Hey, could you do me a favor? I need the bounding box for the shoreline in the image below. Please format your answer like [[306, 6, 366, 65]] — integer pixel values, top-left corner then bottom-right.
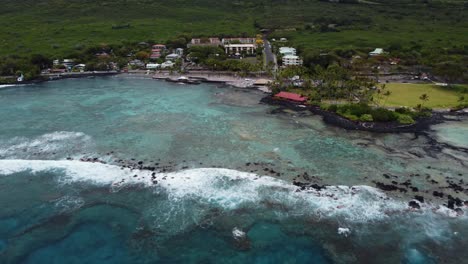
[[260, 95, 468, 134], [1, 70, 273, 91], [4, 72, 467, 134]]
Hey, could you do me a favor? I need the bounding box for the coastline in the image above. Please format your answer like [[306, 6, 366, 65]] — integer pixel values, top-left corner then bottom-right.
[[260, 95, 468, 134], [4, 71, 466, 135]]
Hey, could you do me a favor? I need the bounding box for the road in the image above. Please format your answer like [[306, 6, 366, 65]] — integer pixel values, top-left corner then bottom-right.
[[263, 37, 277, 73]]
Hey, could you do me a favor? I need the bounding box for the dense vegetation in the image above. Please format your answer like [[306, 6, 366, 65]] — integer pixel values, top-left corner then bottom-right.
[[0, 0, 467, 83]]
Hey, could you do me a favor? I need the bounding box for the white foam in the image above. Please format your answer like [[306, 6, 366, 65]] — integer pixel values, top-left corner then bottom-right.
[[0, 131, 92, 158], [232, 227, 246, 240], [338, 227, 351, 237], [0, 159, 413, 222]]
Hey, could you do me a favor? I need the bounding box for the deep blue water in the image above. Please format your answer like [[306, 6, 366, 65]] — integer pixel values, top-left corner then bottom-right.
[[0, 77, 467, 263]]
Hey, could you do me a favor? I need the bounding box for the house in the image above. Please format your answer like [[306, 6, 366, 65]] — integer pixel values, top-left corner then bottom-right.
[[74, 64, 86, 71], [152, 44, 166, 50], [221, 38, 256, 45], [274, 92, 308, 103], [279, 47, 296, 56], [129, 59, 145, 67], [62, 59, 75, 69], [175, 48, 184, 56], [146, 63, 160, 69], [165, 53, 181, 61], [160, 61, 175, 69], [187, 38, 221, 48], [282, 55, 303, 66], [369, 48, 384, 56], [224, 44, 257, 55]]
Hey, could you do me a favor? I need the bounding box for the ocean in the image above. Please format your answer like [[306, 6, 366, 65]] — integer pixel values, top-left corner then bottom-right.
[[0, 76, 466, 263]]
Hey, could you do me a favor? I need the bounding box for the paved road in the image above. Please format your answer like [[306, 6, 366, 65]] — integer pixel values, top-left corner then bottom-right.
[[263, 37, 277, 73]]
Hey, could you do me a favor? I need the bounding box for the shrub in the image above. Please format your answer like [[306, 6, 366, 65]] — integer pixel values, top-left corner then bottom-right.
[[371, 108, 398, 122], [395, 107, 412, 115], [327, 104, 338, 112], [342, 113, 359, 121], [338, 103, 372, 117], [397, 114, 415, 124], [360, 114, 374, 122]]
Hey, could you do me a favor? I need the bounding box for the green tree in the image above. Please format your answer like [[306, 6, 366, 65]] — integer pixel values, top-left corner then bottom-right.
[[419, 93, 429, 108]]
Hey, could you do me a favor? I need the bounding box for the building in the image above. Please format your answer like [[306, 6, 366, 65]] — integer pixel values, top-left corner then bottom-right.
[[279, 47, 296, 56], [369, 48, 384, 56], [224, 44, 257, 55], [146, 63, 160, 69], [175, 48, 184, 56], [187, 38, 221, 48], [160, 61, 175, 69], [274, 92, 308, 103], [165, 53, 181, 61], [129, 59, 145, 68], [282, 55, 303, 66], [221, 38, 256, 45], [152, 44, 166, 50]]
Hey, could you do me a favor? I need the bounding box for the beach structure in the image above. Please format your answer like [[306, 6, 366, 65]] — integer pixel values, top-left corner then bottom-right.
[[369, 48, 384, 56], [146, 63, 160, 69], [274, 92, 308, 103], [254, 79, 272, 86], [161, 61, 175, 69], [282, 55, 303, 66]]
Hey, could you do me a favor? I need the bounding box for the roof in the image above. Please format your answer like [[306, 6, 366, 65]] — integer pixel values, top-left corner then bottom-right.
[[370, 48, 383, 54], [283, 55, 299, 59], [274, 92, 308, 102]]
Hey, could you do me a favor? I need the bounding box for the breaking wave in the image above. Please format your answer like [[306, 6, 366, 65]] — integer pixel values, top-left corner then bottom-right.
[[0, 159, 446, 224], [0, 131, 92, 159]]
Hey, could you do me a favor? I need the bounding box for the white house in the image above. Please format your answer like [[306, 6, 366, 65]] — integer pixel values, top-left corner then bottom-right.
[[282, 55, 303, 66], [221, 38, 256, 44], [224, 44, 256, 55], [279, 47, 296, 56], [146, 63, 160, 69], [160, 61, 175, 69], [369, 48, 384, 56], [175, 48, 184, 56], [165, 53, 181, 61]]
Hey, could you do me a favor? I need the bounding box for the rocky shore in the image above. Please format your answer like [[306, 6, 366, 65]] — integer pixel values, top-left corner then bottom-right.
[[260, 95, 467, 134], [68, 155, 467, 218]]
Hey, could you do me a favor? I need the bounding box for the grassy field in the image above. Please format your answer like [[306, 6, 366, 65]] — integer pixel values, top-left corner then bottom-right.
[[0, 0, 467, 58], [376, 83, 467, 108]]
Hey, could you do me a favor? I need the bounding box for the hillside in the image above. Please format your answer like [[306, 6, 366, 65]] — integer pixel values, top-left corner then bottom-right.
[[0, 0, 467, 57]]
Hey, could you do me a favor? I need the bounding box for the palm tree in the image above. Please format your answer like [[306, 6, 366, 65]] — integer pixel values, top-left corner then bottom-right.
[[419, 93, 429, 109], [382, 90, 392, 107]]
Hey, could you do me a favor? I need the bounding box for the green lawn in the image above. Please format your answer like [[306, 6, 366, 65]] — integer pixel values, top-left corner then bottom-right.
[[376, 83, 466, 108]]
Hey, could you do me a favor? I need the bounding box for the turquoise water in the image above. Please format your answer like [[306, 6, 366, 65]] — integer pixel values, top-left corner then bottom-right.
[[0, 77, 467, 263]]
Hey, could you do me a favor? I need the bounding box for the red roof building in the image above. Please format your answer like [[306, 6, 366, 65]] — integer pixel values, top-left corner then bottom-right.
[[274, 92, 308, 103]]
